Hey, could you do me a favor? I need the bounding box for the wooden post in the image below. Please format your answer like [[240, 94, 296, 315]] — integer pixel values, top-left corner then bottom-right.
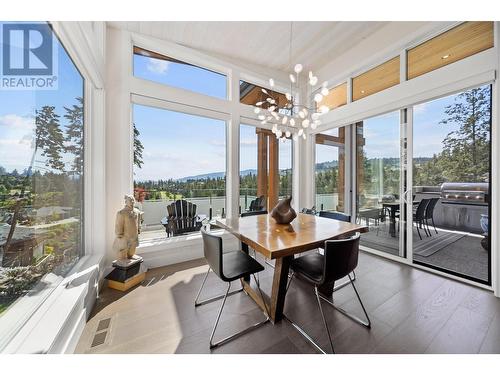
[[257, 131, 268, 203], [338, 127, 345, 212], [268, 136, 279, 211]]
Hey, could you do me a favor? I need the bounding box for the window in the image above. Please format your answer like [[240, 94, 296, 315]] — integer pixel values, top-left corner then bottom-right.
[[316, 83, 347, 111], [352, 56, 400, 101], [133, 46, 227, 99], [239, 125, 292, 213], [133, 104, 226, 240], [315, 127, 345, 212], [0, 22, 84, 346], [407, 22, 494, 80], [412, 85, 491, 283], [355, 111, 401, 256], [239, 80, 288, 109]]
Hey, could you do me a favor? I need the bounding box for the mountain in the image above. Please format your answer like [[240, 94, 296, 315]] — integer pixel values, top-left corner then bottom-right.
[[177, 169, 258, 182]]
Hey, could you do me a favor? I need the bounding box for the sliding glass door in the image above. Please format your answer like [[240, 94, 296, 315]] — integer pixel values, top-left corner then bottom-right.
[[355, 111, 404, 257], [411, 85, 491, 284]]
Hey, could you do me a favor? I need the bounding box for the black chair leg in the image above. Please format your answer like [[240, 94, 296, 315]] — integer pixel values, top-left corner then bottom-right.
[[431, 217, 438, 234], [416, 224, 422, 240]]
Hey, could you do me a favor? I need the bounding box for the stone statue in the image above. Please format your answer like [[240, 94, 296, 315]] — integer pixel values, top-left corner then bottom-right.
[[271, 196, 297, 224], [114, 194, 143, 259]]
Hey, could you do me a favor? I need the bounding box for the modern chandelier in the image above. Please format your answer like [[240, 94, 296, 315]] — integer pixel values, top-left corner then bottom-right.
[[253, 23, 330, 141]]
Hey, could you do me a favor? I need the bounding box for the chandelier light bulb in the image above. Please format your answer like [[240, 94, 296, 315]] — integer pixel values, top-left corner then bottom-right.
[[302, 133, 306, 140], [276, 130, 282, 138], [289, 74, 296, 83], [269, 105, 276, 112], [261, 88, 268, 94], [319, 105, 330, 114], [322, 81, 328, 88], [289, 118, 295, 126], [309, 76, 318, 86], [269, 78, 275, 87], [285, 92, 292, 101], [294, 64, 303, 74], [292, 134, 298, 141], [285, 130, 291, 138], [254, 107, 261, 114], [314, 93, 323, 103], [298, 111, 305, 119], [255, 101, 263, 106], [321, 87, 329, 96], [302, 119, 310, 128], [261, 120, 267, 125], [298, 129, 304, 136], [282, 116, 288, 125], [258, 114, 265, 120]]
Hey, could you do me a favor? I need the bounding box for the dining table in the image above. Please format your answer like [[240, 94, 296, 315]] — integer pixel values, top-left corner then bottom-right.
[[216, 213, 368, 323]]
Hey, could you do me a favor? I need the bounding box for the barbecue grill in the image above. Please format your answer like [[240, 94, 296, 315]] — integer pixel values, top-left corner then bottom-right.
[[440, 182, 489, 205]]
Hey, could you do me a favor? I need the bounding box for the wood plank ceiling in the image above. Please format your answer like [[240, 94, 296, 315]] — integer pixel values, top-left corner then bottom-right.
[[108, 21, 388, 72]]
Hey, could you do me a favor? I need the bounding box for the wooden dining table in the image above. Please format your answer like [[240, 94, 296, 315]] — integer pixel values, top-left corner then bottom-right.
[[216, 213, 368, 323]]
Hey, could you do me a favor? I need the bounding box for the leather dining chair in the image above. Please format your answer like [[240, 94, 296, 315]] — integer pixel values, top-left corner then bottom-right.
[[284, 233, 371, 354], [194, 227, 270, 349], [240, 210, 273, 269]]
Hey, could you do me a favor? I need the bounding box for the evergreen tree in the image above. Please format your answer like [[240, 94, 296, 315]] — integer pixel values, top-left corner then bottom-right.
[[64, 97, 84, 175], [35, 106, 65, 171], [133, 123, 144, 170]]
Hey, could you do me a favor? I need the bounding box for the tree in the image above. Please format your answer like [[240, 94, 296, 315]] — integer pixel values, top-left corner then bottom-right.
[[439, 86, 491, 182], [133, 123, 144, 169], [35, 106, 65, 172], [64, 97, 84, 175]]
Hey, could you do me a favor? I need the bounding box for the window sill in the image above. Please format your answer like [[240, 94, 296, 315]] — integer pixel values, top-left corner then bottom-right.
[[1, 254, 102, 353], [137, 229, 239, 268]]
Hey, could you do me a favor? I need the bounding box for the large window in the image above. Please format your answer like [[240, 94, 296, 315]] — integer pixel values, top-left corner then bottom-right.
[[355, 111, 401, 256], [133, 104, 226, 240], [133, 46, 227, 99], [315, 127, 345, 212], [412, 85, 491, 283], [239, 125, 292, 213], [0, 22, 84, 345]]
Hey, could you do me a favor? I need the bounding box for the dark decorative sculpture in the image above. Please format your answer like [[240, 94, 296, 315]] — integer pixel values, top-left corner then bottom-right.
[[271, 196, 297, 224]]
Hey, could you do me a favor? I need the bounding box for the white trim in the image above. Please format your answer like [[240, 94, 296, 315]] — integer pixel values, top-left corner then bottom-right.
[[315, 50, 496, 133]]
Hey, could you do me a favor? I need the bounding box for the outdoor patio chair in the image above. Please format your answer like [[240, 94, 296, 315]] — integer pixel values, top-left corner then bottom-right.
[[248, 195, 266, 212], [413, 199, 430, 240], [424, 197, 440, 235], [164, 199, 203, 237]]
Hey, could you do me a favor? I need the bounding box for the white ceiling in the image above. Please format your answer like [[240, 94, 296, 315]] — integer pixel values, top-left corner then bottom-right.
[[108, 21, 389, 72]]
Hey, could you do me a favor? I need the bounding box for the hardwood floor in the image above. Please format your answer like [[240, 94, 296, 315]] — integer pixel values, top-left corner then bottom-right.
[[75, 251, 500, 354]]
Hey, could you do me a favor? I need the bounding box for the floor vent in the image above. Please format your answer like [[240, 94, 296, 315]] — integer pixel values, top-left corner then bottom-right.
[[91, 317, 112, 348], [97, 317, 111, 332], [91, 331, 107, 348]]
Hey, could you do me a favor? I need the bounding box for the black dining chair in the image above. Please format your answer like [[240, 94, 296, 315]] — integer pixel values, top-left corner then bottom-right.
[[414, 198, 430, 240], [284, 233, 370, 354], [194, 227, 270, 349], [318, 210, 356, 289], [424, 198, 439, 235]]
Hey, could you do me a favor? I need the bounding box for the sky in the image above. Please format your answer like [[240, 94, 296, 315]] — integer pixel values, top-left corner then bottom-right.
[[1, 26, 490, 180], [0, 21, 83, 173]]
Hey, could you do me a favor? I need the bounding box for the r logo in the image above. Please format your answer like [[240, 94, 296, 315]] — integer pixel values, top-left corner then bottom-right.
[[2, 23, 53, 76]]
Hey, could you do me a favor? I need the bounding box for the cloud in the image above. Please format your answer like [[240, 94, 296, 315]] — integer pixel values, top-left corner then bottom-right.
[[146, 58, 170, 75], [0, 114, 34, 129]]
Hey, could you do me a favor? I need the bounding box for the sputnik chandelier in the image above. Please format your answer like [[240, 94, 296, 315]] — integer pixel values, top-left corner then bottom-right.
[[253, 22, 330, 142]]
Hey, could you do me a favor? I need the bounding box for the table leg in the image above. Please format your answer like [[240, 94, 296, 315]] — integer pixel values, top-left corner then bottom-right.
[[269, 256, 292, 323], [241, 241, 250, 282]]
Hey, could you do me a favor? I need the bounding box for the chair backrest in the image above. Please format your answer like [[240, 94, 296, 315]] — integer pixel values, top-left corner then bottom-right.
[[241, 210, 268, 217], [415, 199, 430, 220], [249, 195, 265, 211], [319, 210, 351, 223], [301, 206, 316, 215], [322, 233, 361, 284], [201, 227, 223, 279], [425, 198, 439, 219]]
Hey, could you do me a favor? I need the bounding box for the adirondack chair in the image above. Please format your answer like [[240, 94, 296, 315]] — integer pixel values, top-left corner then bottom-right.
[[248, 195, 266, 212], [165, 200, 203, 237]]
